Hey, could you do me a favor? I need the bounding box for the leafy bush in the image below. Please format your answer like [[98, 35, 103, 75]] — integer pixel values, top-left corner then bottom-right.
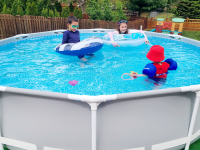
[[49, 9, 54, 17], [61, 6, 70, 18], [55, 1, 62, 12], [31, 2, 38, 16], [11, 0, 18, 16], [74, 7, 83, 19], [41, 8, 48, 17], [54, 9, 60, 17], [177, 0, 200, 19], [4, 0, 13, 9], [26, 2, 37, 15], [69, 2, 74, 12], [112, 1, 127, 22], [0, 0, 3, 12], [26, 2, 32, 15], [86, 0, 104, 20], [17, 6, 24, 16], [103, 0, 113, 21], [37, 0, 44, 16], [6, 7, 11, 14]]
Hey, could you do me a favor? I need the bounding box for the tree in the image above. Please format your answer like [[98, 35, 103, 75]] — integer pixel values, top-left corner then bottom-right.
[[127, 0, 169, 15], [26, 0, 35, 14], [37, 0, 44, 15], [78, 7, 83, 19], [31, 2, 38, 15], [102, 0, 113, 21], [2, 4, 7, 14], [112, 0, 127, 22], [17, 6, 24, 16], [11, 0, 18, 16], [26, 2, 32, 15], [4, 0, 14, 9], [86, 0, 104, 20], [21, 0, 27, 10], [61, 6, 70, 18], [26, 2, 37, 15], [41, 8, 48, 17], [0, 0, 4, 13], [69, 2, 74, 12], [7, 7, 11, 14], [47, 1, 55, 11], [49, 9, 54, 17], [11, 0, 25, 16], [26, 0, 37, 7], [2, 4, 11, 14], [54, 8, 60, 17], [72, 0, 88, 13], [74, 6, 82, 19], [177, 0, 200, 19], [55, 1, 62, 12]]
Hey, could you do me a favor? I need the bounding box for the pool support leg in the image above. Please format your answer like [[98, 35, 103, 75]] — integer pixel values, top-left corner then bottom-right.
[[0, 86, 6, 150], [88, 103, 100, 150], [185, 91, 200, 150]]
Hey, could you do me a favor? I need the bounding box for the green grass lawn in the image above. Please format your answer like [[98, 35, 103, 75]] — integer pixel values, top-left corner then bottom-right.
[[155, 13, 175, 18], [145, 29, 200, 41], [182, 31, 200, 41]]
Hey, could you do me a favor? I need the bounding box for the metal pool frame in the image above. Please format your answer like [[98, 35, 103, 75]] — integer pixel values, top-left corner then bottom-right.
[[0, 29, 200, 150]]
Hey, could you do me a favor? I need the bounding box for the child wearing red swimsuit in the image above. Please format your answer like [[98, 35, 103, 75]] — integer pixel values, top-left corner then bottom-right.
[[142, 45, 177, 78]]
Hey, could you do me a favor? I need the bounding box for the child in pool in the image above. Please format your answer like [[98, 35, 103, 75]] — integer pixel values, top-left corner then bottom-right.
[[62, 16, 94, 61], [130, 45, 177, 82], [108, 20, 149, 47]]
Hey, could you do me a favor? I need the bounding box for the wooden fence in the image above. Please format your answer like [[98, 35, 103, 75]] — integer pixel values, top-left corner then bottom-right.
[[0, 14, 145, 39], [147, 17, 200, 31]]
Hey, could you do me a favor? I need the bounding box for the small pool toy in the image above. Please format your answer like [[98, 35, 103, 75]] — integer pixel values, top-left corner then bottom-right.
[[69, 80, 79, 86], [103, 33, 145, 46], [121, 71, 138, 80], [55, 37, 103, 56]]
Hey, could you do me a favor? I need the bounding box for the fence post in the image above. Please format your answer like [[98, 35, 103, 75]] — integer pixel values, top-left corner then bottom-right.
[[91, 20, 94, 29], [48, 17, 51, 31], [186, 18, 189, 30], [150, 17, 153, 29], [15, 15, 22, 34]]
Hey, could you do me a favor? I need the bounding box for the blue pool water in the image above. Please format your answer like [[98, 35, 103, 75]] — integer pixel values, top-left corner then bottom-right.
[[1, 33, 200, 95]]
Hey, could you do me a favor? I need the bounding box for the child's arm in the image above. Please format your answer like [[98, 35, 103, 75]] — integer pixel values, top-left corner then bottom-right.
[[62, 31, 69, 44], [165, 58, 177, 70], [129, 30, 149, 44], [108, 31, 119, 47]]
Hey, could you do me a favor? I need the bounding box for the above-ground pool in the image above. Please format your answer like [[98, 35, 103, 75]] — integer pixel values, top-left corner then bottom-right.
[[1, 29, 200, 150], [1, 32, 200, 95]]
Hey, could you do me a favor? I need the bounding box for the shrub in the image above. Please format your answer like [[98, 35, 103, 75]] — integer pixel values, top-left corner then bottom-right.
[[17, 6, 24, 16], [0, 0, 4, 12], [49, 9, 54, 17], [74, 7, 83, 19], [61, 6, 70, 18], [86, 0, 104, 20], [55, 1, 62, 12], [11, 0, 18, 16], [69, 2, 74, 12], [177, 0, 200, 19], [41, 8, 48, 17], [54, 9, 60, 17]]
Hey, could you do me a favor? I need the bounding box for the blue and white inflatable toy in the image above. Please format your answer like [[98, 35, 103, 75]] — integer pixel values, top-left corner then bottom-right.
[[55, 37, 103, 56], [103, 32, 145, 46]]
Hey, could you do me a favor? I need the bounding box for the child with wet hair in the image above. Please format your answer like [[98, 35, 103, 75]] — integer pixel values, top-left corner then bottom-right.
[[62, 16, 94, 61], [108, 19, 149, 47]]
